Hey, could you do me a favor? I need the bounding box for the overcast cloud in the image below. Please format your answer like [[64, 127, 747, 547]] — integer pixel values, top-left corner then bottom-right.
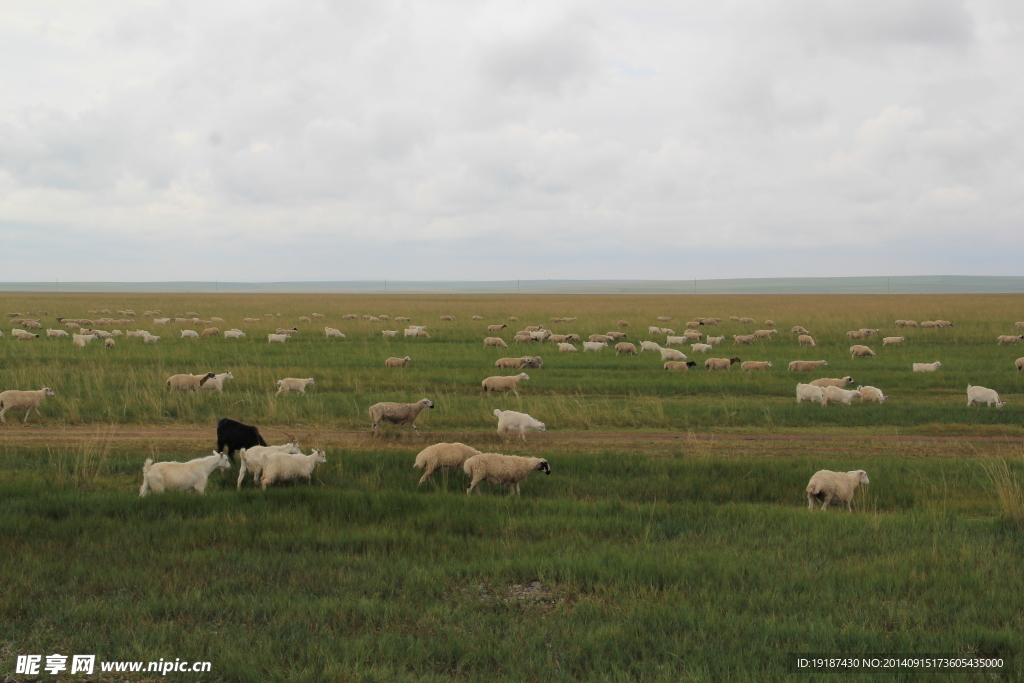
[[1, 0, 1021, 281]]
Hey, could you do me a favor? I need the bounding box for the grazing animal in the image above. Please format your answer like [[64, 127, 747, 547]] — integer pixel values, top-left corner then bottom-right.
[[216, 417, 268, 461], [369, 398, 434, 435], [806, 470, 870, 512], [0, 387, 56, 424], [464, 453, 551, 496], [413, 443, 482, 485], [139, 451, 231, 497]]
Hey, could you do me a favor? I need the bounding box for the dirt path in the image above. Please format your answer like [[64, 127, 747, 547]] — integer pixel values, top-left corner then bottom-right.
[[1, 424, 1021, 447]]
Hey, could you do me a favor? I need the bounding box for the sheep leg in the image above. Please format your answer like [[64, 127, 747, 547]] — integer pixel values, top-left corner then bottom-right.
[[236, 464, 248, 490], [417, 465, 435, 486], [34, 406, 43, 417], [821, 492, 833, 511], [139, 479, 150, 497], [467, 476, 483, 495], [512, 387, 519, 397], [807, 492, 816, 510], [0, 408, 6, 424], [23, 409, 32, 423]]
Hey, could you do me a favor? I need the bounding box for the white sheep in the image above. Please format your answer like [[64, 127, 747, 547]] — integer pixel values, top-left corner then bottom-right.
[[882, 336, 905, 346], [104, 338, 115, 349], [706, 336, 725, 346], [660, 348, 688, 361], [809, 377, 855, 389], [325, 327, 346, 338], [276, 378, 315, 395], [912, 361, 942, 372], [997, 335, 1024, 345], [691, 343, 712, 353], [558, 343, 577, 353], [139, 451, 231, 497], [850, 345, 876, 358], [181, 329, 199, 339], [369, 398, 434, 435], [224, 330, 246, 339], [46, 329, 69, 338], [494, 408, 546, 442], [705, 357, 740, 370], [1017, 357, 1024, 372], [615, 342, 637, 355], [967, 385, 1005, 408], [382, 330, 399, 338], [11, 329, 39, 340], [143, 334, 161, 344], [798, 335, 816, 347], [796, 383, 824, 404], [413, 443, 482, 485], [482, 373, 530, 396], [236, 441, 303, 488], [484, 337, 509, 348], [857, 385, 887, 403], [822, 386, 862, 406], [260, 449, 327, 489], [166, 372, 216, 392], [740, 360, 772, 371], [72, 334, 92, 348], [0, 387, 56, 424], [648, 325, 662, 334], [789, 360, 828, 372], [806, 470, 870, 512], [199, 372, 235, 393], [640, 341, 663, 353], [267, 333, 288, 343], [583, 341, 607, 352], [463, 453, 551, 496], [665, 336, 686, 346], [385, 356, 412, 367]]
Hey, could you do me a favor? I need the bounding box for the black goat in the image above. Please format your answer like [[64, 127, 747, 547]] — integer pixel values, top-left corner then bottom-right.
[[216, 417, 267, 461]]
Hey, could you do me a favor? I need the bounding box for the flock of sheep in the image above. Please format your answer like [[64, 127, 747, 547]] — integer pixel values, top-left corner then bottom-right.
[[4, 306, 1022, 509]]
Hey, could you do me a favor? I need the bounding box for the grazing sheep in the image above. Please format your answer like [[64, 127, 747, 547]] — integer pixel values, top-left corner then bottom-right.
[[236, 441, 303, 488], [648, 326, 662, 334], [276, 377, 315, 395], [882, 336, 905, 346], [139, 451, 232, 497], [200, 327, 220, 337], [11, 329, 39, 340], [660, 348, 688, 361], [822, 386, 862, 406], [318, 327, 344, 339], [382, 330, 399, 338], [764, 320, 776, 327], [967, 385, 1005, 408], [244, 317, 260, 323], [846, 330, 867, 340], [706, 336, 725, 346], [798, 335, 816, 347], [1016, 322, 1024, 330], [405, 328, 430, 338], [740, 360, 772, 371], [806, 470, 870, 512], [904, 320, 919, 328], [682, 331, 703, 341], [385, 356, 412, 368], [143, 334, 160, 344], [276, 327, 299, 335], [733, 334, 757, 345], [395, 317, 410, 323], [482, 373, 530, 396], [657, 316, 674, 322], [788, 360, 829, 372], [494, 409, 546, 442], [738, 317, 756, 324], [488, 324, 508, 333], [754, 329, 777, 339], [23, 321, 42, 329], [796, 384, 824, 404], [484, 337, 509, 348], [72, 335, 93, 348], [659, 328, 675, 335], [663, 361, 697, 371], [508, 317, 519, 322], [473, 316, 486, 321], [606, 331, 627, 340], [850, 345, 876, 358], [858, 385, 886, 403], [513, 333, 535, 344], [267, 333, 288, 343], [549, 334, 568, 344], [640, 341, 663, 353], [180, 329, 200, 339], [691, 343, 712, 353], [46, 329, 69, 338], [936, 320, 953, 328], [104, 338, 115, 349], [1017, 357, 1024, 372], [368, 316, 381, 323], [464, 453, 551, 496], [921, 321, 936, 328], [705, 357, 740, 370], [791, 326, 810, 334], [440, 315, 456, 322], [810, 376, 855, 389], [583, 341, 608, 352], [200, 372, 234, 393], [166, 372, 216, 392], [665, 335, 686, 346], [259, 449, 327, 489], [589, 334, 612, 343], [859, 328, 880, 337], [369, 398, 434, 435], [520, 356, 544, 368], [0, 387, 56, 424], [615, 342, 638, 355], [684, 321, 702, 330], [563, 333, 581, 343], [729, 316, 740, 322], [224, 330, 246, 339], [997, 335, 1024, 345], [342, 314, 358, 320], [617, 320, 630, 327], [312, 313, 326, 319], [414, 442, 482, 484], [558, 343, 577, 353], [379, 315, 390, 321], [912, 361, 942, 372]]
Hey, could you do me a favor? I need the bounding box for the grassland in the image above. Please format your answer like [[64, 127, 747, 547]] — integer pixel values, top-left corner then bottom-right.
[[2, 293, 1024, 680]]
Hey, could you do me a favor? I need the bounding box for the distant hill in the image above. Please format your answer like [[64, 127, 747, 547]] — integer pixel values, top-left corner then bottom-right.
[[2, 276, 1023, 294]]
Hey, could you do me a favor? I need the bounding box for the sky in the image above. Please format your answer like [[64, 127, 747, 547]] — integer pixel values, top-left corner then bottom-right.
[[1, 0, 1021, 281]]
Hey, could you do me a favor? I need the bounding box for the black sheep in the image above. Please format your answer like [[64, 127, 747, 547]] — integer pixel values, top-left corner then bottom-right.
[[216, 417, 267, 462]]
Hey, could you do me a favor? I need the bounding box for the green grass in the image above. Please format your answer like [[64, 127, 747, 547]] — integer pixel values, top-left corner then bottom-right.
[[2, 440, 1023, 681]]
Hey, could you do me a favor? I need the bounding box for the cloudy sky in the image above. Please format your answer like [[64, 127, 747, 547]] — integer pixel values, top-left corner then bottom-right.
[[1, 0, 1020, 281]]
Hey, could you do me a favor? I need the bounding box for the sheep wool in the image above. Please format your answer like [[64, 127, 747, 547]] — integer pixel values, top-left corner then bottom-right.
[[806, 470, 870, 512], [464, 453, 551, 496], [260, 449, 327, 489], [276, 378, 315, 395], [0, 387, 56, 424], [139, 451, 232, 497], [857, 385, 886, 403], [369, 398, 434, 435], [414, 443, 482, 485], [481, 373, 530, 396], [809, 377, 854, 389], [967, 385, 1005, 408], [494, 409, 546, 442]]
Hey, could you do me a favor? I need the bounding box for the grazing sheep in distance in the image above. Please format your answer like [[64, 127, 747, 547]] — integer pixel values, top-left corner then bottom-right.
[[921, 321, 936, 328], [143, 334, 160, 344], [395, 317, 410, 322], [617, 320, 630, 327], [484, 337, 508, 348], [488, 324, 508, 333], [464, 453, 551, 496], [369, 398, 434, 435], [589, 334, 612, 343], [810, 376, 854, 388], [104, 338, 115, 349], [936, 320, 953, 328], [640, 341, 663, 353], [659, 328, 675, 335], [244, 317, 260, 323], [482, 373, 530, 396], [606, 331, 627, 340], [685, 321, 703, 329], [139, 451, 231, 497], [664, 361, 697, 371], [665, 335, 686, 346], [858, 385, 886, 403], [798, 335, 816, 346], [342, 314, 358, 320], [563, 333, 581, 343], [967, 385, 1005, 408], [414, 443, 482, 484], [385, 356, 412, 368], [648, 325, 662, 334], [796, 384, 824, 404], [558, 343, 577, 353], [657, 316, 673, 322], [494, 409, 546, 442], [691, 343, 712, 353], [312, 313, 326, 319], [740, 361, 772, 371], [260, 449, 327, 489], [729, 316, 740, 322], [738, 317, 756, 324], [298, 316, 312, 324], [496, 356, 543, 369], [912, 361, 942, 372], [0, 387, 56, 424], [474, 316, 486, 321], [791, 326, 810, 334], [882, 336, 905, 346], [806, 470, 869, 512], [850, 345, 876, 358], [705, 357, 740, 370], [733, 334, 756, 345], [200, 327, 220, 337], [583, 341, 608, 352], [754, 329, 777, 339], [660, 348, 687, 361], [224, 329, 246, 339], [1016, 322, 1024, 330], [180, 329, 199, 339], [267, 334, 288, 343], [379, 315, 390, 321], [440, 315, 456, 322], [46, 329, 69, 338], [72, 334, 93, 348], [166, 373, 216, 392], [200, 372, 234, 393], [789, 360, 829, 372], [508, 316, 519, 322], [707, 336, 725, 345], [615, 342, 637, 355], [382, 330, 399, 338], [11, 329, 39, 340], [822, 386, 862, 406], [276, 378, 315, 395], [1017, 357, 1024, 372], [997, 335, 1024, 345]]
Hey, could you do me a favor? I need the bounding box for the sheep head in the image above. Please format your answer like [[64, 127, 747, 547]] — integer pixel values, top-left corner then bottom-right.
[[537, 459, 551, 475], [849, 470, 869, 485]]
